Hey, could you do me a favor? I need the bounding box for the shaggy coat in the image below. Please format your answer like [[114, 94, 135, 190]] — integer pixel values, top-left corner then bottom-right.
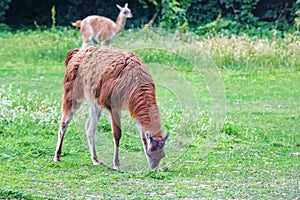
[[54, 46, 169, 169]]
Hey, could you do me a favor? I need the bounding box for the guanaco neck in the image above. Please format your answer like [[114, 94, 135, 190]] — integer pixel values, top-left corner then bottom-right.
[[140, 105, 162, 139], [115, 14, 127, 33], [129, 85, 163, 139]]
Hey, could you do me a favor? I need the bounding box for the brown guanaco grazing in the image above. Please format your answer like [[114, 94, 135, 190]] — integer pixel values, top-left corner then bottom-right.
[[54, 46, 170, 170]]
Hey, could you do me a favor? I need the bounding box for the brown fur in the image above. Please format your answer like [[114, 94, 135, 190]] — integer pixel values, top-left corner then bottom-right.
[[62, 47, 97, 113], [67, 46, 161, 134]]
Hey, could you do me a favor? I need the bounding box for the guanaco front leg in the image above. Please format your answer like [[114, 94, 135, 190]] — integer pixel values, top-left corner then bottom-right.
[[85, 103, 102, 165], [137, 123, 149, 157], [109, 110, 122, 170]]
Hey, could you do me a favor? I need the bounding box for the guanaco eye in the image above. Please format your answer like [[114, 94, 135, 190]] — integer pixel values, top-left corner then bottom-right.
[[124, 11, 128, 14]]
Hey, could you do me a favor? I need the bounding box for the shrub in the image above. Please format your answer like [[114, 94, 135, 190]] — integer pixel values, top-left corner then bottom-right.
[[0, 0, 11, 21]]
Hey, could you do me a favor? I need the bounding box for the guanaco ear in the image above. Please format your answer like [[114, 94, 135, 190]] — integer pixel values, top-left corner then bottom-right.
[[163, 131, 170, 142], [146, 131, 153, 143], [124, 3, 128, 8], [116, 4, 122, 10]]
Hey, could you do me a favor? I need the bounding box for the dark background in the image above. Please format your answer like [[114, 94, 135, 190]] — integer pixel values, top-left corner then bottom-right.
[[0, 0, 298, 34]]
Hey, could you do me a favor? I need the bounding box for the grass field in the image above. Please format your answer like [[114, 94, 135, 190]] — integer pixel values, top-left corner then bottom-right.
[[0, 28, 300, 199]]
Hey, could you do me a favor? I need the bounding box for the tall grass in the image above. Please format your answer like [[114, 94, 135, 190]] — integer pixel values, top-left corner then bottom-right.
[[1, 28, 299, 72], [116, 29, 300, 72], [194, 34, 300, 71]]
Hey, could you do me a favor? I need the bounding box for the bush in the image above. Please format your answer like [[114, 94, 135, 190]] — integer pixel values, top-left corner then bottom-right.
[[0, 0, 11, 21]]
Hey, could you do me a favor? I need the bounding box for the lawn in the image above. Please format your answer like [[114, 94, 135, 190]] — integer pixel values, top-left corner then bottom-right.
[[0, 28, 299, 199]]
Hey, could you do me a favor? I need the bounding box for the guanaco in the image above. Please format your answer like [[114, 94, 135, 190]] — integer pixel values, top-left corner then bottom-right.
[[72, 3, 132, 48], [54, 46, 170, 170]]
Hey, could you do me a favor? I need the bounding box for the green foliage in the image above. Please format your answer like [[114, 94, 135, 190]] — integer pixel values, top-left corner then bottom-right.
[[200, 14, 237, 35], [221, 0, 259, 24], [0, 0, 11, 21], [0, 23, 11, 34], [2, 0, 299, 36], [187, 0, 221, 27], [160, 0, 190, 29], [295, 1, 300, 33], [189, 0, 297, 36]]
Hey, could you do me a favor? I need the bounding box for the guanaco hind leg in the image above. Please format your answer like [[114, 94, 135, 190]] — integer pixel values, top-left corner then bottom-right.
[[85, 102, 103, 165], [54, 98, 83, 162], [109, 110, 122, 170], [54, 83, 83, 162], [54, 111, 74, 162]]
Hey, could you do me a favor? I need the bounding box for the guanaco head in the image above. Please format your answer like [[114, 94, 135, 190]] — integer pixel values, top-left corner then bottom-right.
[[116, 3, 133, 18], [146, 132, 170, 169]]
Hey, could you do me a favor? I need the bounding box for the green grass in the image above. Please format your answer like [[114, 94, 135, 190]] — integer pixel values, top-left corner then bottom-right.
[[0, 28, 299, 199]]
